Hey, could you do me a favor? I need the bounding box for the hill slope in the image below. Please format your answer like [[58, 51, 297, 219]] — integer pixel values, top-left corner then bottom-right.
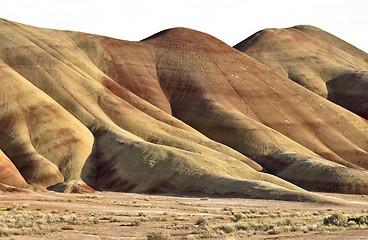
[[234, 25, 368, 119], [0, 19, 367, 200]]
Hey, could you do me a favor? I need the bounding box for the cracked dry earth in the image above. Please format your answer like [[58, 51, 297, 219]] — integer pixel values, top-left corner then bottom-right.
[[0, 192, 368, 239]]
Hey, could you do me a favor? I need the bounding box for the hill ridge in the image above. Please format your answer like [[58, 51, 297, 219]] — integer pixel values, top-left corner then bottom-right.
[[234, 25, 368, 118], [0, 18, 367, 202]]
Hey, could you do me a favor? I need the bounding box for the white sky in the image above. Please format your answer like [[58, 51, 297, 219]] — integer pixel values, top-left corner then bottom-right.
[[1, 0, 367, 52]]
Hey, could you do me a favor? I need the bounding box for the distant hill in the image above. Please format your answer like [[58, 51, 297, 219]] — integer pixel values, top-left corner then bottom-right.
[[0, 18, 367, 201], [234, 25, 368, 119]]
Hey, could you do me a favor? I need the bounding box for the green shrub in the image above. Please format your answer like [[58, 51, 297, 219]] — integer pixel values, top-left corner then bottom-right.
[[195, 217, 207, 226], [323, 213, 347, 226], [235, 223, 248, 231], [230, 213, 244, 222], [348, 215, 368, 225], [218, 225, 235, 234], [130, 220, 141, 226], [268, 226, 282, 235], [146, 231, 171, 240]]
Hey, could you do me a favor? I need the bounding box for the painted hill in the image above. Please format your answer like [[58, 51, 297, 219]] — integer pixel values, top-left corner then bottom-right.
[[0, 19, 367, 202], [234, 25, 368, 119]]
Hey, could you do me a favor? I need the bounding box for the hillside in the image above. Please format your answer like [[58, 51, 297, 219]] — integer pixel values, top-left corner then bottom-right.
[[0, 19, 367, 201], [234, 25, 368, 119]]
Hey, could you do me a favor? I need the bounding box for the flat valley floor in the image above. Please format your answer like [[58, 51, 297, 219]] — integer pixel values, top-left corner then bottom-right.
[[0, 191, 368, 239]]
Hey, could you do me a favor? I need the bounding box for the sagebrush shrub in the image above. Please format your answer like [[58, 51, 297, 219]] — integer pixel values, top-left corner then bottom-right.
[[323, 213, 347, 226], [146, 231, 171, 240]]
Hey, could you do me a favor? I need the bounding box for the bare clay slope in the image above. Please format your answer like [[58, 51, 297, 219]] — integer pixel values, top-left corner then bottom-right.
[[0, 18, 367, 200], [0, 150, 27, 188], [0, 18, 319, 201], [142, 28, 368, 194], [234, 25, 368, 118]]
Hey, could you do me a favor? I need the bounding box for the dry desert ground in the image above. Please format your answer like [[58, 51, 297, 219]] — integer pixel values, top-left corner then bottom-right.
[[0, 191, 368, 239]]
